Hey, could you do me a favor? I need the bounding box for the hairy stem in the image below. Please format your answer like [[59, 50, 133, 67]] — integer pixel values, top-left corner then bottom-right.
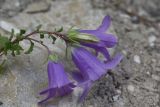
[[0, 30, 68, 56]]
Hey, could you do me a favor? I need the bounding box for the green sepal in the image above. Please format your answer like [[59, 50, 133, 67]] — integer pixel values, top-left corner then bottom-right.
[[75, 33, 99, 43], [48, 54, 59, 62], [67, 29, 99, 43]]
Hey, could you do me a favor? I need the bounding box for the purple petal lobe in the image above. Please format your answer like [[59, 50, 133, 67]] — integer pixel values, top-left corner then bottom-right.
[[79, 81, 92, 102], [39, 88, 50, 95], [97, 15, 111, 32], [80, 43, 111, 61], [94, 33, 117, 48], [38, 88, 56, 104], [98, 47, 111, 61], [72, 71, 85, 83], [105, 53, 123, 69], [38, 96, 51, 104]]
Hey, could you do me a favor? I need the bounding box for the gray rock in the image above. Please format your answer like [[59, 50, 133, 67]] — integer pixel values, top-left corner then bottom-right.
[[0, 0, 160, 107], [0, 0, 39, 17], [0, 21, 19, 33], [25, 1, 51, 14]]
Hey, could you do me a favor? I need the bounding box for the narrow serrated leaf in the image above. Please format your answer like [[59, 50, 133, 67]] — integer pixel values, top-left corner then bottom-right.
[[50, 35, 56, 44], [40, 33, 44, 39], [20, 29, 26, 35], [25, 41, 34, 54], [0, 36, 9, 49], [9, 29, 14, 41]]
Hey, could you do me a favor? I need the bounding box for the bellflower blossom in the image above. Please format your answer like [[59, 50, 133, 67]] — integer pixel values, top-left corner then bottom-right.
[[78, 16, 117, 61], [78, 16, 116, 48], [38, 61, 75, 104], [71, 47, 123, 102]]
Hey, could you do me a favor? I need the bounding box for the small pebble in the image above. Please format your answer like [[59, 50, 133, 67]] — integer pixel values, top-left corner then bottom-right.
[[148, 35, 156, 47], [127, 85, 135, 92], [73, 87, 82, 97], [152, 74, 160, 81], [131, 16, 140, 24], [113, 95, 119, 101], [122, 50, 127, 55], [146, 71, 151, 75], [116, 89, 121, 94], [134, 55, 141, 64]]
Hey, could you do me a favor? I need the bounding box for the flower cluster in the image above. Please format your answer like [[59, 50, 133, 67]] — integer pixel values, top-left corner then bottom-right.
[[39, 16, 123, 104]]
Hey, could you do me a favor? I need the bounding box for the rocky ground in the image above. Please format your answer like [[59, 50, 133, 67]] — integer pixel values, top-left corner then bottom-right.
[[0, 0, 160, 107]]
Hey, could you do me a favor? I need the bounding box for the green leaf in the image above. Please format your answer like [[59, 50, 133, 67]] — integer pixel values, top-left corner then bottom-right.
[[3, 41, 23, 56], [40, 33, 44, 39], [51, 36, 56, 44], [15, 29, 26, 40], [6, 42, 23, 56], [20, 29, 26, 35], [9, 29, 14, 41], [25, 41, 34, 54], [48, 34, 56, 44], [0, 36, 10, 49], [12, 43, 23, 51], [36, 24, 42, 31], [16, 33, 24, 40]]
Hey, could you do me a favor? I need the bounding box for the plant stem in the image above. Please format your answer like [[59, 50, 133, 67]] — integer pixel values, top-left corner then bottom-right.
[[26, 38, 50, 54], [0, 30, 68, 56]]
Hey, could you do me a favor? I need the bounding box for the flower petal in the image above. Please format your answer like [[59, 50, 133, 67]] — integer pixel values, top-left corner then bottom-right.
[[78, 81, 92, 102], [39, 88, 50, 95], [105, 53, 123, 69], [97, 47, 111, 61], [94, 33, 117, 48], [80, 43, 111, 61], [72, 48, 106, 81], [97, 15, 111, 32], [38, 96, 51, 104], [72, 71, 92, 102], [38, 88, 56, 104], [58, 83, 75, 96], [72, 71, 85, 83], [48, 61, 72, 88]]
